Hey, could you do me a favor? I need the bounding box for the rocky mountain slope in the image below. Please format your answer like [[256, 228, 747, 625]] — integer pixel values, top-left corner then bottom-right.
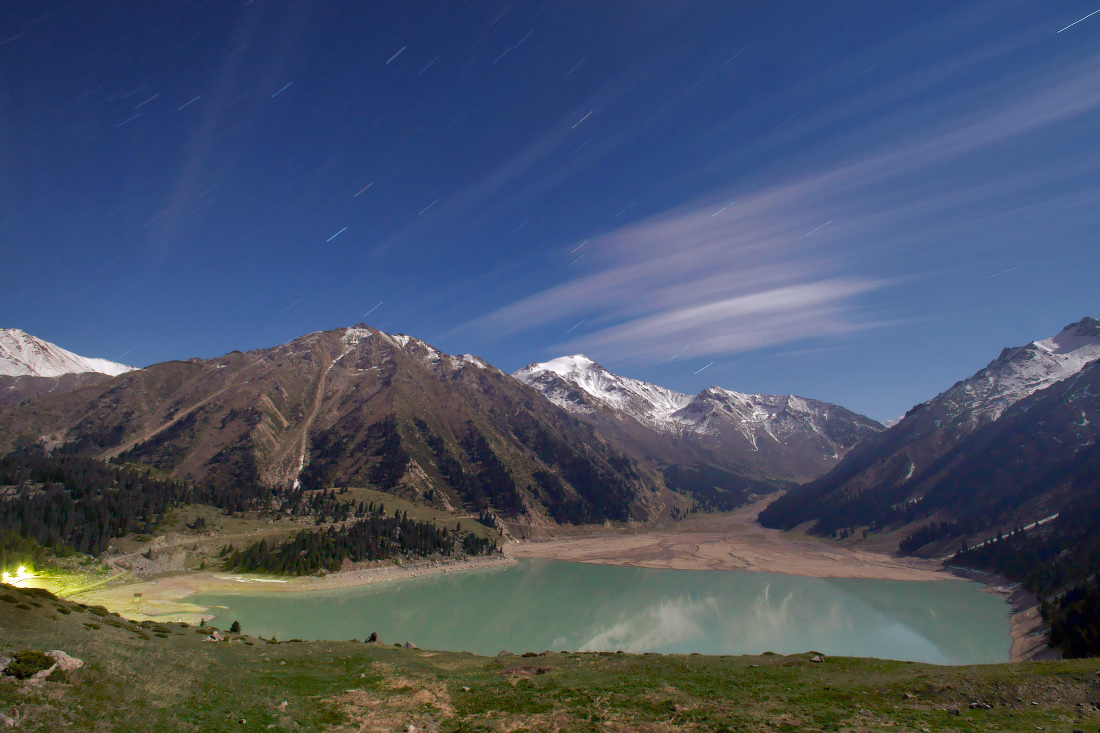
[[0, 326, 669, 527], [515, 354, 883, 484], [760, 316, 1100, 546], [0, 329, 136, 406], [0, 329, 135, 378]]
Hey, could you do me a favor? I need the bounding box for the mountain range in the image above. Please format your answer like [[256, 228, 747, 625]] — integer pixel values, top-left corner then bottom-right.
[[0, 325, 882, 529], [5, 317, 1097, 543], [515, 354, 882, 484]]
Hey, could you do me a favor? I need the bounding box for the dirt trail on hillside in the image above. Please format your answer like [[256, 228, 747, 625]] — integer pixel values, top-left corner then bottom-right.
[[100, 377, 241, 460], [505, 496, 947, 581]]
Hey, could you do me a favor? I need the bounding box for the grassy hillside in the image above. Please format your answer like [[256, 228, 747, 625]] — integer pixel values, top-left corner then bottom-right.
[[2, 582, 1099, 732]]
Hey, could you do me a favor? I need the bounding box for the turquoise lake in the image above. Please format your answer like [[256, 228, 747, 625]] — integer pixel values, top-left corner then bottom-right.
[[194, 558, 1012, 664]]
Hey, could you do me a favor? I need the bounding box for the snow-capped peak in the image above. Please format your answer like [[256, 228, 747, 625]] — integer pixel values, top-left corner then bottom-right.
[[931, 316, 1100, 425], [515, 354, 883, 459], [527, 354, 598, 378], [0, 329, 136, 378], [515, 355, 692, 426]]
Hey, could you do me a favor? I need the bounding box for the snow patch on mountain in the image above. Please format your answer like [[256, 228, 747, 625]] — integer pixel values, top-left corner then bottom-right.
[[389, 332, 493, 373], [514, 355, 880, 458], [458, 354, 487, 369], [0, 329, 136, 378], [933, 317, 1100, 426], [514, 354, 693, 426]]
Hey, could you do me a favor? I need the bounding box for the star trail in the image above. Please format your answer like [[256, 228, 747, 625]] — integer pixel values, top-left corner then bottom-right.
[[1, 1, 1098, 422]]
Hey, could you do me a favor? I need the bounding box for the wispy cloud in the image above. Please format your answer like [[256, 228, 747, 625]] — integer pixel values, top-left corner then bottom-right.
[[456, 36, 1100, 362]]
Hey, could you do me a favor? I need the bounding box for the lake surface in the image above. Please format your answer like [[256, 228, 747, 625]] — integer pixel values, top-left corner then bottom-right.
[[194, 558, 1011, 664]]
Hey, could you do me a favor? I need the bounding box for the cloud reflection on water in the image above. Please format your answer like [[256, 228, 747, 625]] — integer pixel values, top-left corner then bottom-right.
[[577, 580, 949, 663]]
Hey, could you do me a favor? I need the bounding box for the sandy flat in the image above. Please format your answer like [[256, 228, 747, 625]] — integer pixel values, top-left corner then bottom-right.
[[505, 498, 948, 581], [67, 555, 516, 624]]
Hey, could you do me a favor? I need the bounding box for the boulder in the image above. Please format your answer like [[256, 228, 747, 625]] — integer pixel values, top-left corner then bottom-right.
[[46, 651, 83, 673], [497, 650, 513, 657], [810, 655, 824, 663], [404, 642, 419, 650]]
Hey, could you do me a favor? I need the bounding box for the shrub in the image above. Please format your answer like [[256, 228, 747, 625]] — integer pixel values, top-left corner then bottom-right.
[[47, 667, 71, 683], [4, 650, 53, 679]]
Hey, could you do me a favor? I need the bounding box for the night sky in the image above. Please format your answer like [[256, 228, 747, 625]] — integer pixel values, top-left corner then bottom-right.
[[2, 1, 1098, 422]]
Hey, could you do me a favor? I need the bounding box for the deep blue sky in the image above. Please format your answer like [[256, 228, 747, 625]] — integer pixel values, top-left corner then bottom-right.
[[2, 1, 1098, 422]]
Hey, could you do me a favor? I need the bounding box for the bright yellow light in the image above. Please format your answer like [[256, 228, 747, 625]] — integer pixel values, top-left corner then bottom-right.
[[3, 565, 34, 584]]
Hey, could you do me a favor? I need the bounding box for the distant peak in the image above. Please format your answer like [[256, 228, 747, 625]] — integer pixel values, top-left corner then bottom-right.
[[515, 353, 595, 373], [0, 329, 136, 378], [1067, 316, 1099, 338]]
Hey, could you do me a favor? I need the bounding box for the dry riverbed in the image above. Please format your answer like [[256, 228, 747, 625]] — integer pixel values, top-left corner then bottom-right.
[[505, 498, 946, 581]]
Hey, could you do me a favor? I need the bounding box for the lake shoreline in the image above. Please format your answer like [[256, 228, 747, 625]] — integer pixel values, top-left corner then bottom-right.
[[945, 566, 1060, 663], [65, 494, 1041, 663], [503, 495, 950, 581], [503, 498, 1046, 663], [65, 554, 517, 624]]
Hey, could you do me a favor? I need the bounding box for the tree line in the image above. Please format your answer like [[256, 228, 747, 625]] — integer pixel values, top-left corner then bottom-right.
[[0, 447, 273, 555], [952, 482, 1100, 658], [224, 506, 498, 575], [0, 448, 495, 573]]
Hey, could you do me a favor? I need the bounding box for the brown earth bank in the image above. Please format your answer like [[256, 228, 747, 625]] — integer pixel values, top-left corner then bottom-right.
[[947, 567, 1061, 663], [504, 497, 949, 580]]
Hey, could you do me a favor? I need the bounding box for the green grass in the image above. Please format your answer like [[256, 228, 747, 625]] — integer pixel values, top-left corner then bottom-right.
[[2, 581, 1099, 732]]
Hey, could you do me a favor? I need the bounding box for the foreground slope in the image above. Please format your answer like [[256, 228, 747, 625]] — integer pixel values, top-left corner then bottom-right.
[[2, 582, 1098, 732], [0, 329, 137, 406], [515, 354, 883, 484], [0, 326, 663, 526]]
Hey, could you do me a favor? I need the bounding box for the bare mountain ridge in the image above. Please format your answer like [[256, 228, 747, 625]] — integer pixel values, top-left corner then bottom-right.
[[514, 354, 884, 484], [0, 325, 889, 526], [0, 326, 671, 526]]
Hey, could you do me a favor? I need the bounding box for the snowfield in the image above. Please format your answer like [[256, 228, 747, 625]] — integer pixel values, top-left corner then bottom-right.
[[0, 328, 136, 378]]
